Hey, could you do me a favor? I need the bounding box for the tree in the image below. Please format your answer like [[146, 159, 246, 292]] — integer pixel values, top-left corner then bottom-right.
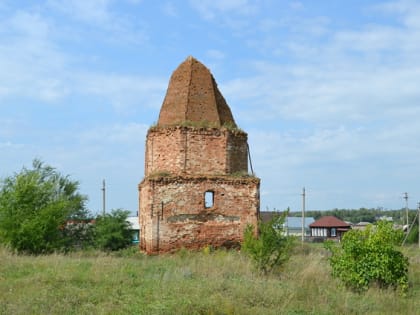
[[0, 159, 88, 254], [325, 220, 409, 294], [94, 209, 132, 251], [242, 211, 294, 274], [61, 218, 95, 250]]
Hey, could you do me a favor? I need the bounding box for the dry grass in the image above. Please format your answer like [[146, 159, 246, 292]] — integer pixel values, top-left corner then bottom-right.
[[0, 244, 419, 314]]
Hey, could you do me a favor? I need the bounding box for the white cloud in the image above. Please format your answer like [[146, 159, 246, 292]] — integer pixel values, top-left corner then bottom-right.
[[7, 10, 50, 39], [0, 121, 149, 212], [162, 2, 178, 17], [0, 5, 159, 111], [47, 0, 112, 24], [228, 1, 420, 209], [188, 0, 261, 34], [289, 1, 304, 10], [0, 141, 23, 149], [249, 120, 420, 210], [0, 10, 69, 102], [79, 122, 148, 145], [376, 0, 420, 28], [206, 49, 225, 60], [189, 0, 257, 20], [223, 4, 420, 126], [46, 0, 149, 45], [75, 72, 167, 114]]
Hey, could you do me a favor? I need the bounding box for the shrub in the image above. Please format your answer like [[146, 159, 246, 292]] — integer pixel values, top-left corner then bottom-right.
[[94, 209, 132, 251], [242, 211, 294, 274], [61, 219, 95, 250], [405, 221, 419, 244], [325, 220, 409, 294]]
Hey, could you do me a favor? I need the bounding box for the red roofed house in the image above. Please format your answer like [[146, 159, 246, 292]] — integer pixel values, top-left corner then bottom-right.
[[309, 216, 351, 241]]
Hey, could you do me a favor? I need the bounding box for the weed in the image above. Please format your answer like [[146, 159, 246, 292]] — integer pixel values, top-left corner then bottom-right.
[[0, 244, 419, 314]]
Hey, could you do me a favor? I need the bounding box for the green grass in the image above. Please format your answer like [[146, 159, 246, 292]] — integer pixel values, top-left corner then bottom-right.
[[0, 244, 419, 315]]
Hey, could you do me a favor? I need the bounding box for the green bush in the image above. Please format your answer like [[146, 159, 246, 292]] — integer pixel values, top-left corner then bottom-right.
[[61, 218, 95, 250], [325, 220, 409, 294], [94, 209, 132, 251], [0, 159, 88, 254], [405, 221, 419, 244], [242, 211, 294, 274]]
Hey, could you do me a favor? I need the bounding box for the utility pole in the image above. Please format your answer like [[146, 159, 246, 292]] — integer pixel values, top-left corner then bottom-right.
[[401, 202, 420, 247], [102, 179, 106, 216], [301, 187, 306, 243], [404, 192, 409, 226]]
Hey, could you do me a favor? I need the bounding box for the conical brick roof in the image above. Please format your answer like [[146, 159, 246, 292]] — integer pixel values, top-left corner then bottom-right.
[[157, 56, 237, 127]]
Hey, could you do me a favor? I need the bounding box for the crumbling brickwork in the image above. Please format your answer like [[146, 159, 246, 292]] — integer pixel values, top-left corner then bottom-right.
[[144, 127, 248, 176], [139, 176, 259, 253], [139, 56, 260, 254]]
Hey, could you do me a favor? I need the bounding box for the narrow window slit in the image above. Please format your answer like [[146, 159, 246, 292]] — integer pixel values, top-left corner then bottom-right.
[[204, 191, 214, 208]]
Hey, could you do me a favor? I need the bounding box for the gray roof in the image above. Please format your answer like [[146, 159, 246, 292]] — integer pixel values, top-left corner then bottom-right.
[[127, 216, 140, 230], [285, 217, 315, 229]]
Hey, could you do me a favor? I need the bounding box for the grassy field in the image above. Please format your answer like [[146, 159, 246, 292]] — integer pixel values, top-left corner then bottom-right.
[[0, 244, 419, 315]]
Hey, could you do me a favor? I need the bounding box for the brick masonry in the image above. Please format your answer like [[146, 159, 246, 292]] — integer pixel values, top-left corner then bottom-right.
[[144, 127, 248, 176], [157, 56, 236, 127], [139, 175, 260, 253], [138, 57, 260, 254]]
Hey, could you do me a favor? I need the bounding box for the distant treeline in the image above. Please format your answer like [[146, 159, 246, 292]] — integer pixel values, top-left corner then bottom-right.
[[288, 208, 418, 224]]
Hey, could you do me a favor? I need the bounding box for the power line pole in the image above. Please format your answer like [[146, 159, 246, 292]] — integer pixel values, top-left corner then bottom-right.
[[102, 179, 106, 216], [301, 187, 306, 243], [404, 192, 409, 226]]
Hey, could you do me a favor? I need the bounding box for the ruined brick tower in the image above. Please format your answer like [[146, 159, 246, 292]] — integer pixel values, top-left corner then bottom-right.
[[138, 56, 260, 254]]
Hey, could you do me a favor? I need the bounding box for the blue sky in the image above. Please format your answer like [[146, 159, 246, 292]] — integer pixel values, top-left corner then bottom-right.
[[1, 0, 420, 214]]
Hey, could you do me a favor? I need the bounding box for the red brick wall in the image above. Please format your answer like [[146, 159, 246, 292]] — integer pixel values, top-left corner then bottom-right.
[[138, 57, 260, 254], [144, 126, 248, 177], [139, 176, 260, 254]]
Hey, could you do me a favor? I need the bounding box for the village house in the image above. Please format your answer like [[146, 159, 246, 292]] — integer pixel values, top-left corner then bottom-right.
[[284, 216, 315, 237], [126, 216, 140, 244], [138, 56, 260, 254], [260, 212, 315, 237], [309, 216, 351, 241]]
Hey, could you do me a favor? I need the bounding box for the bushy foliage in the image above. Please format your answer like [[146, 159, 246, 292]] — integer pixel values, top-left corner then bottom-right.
[[325, 220, 409, 294], [61, 219, 95, 250], [0, 159, 88, 254], [242, 211, 294, 274], [94, 209, 132, 251], [405, 219, 419, 244]]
